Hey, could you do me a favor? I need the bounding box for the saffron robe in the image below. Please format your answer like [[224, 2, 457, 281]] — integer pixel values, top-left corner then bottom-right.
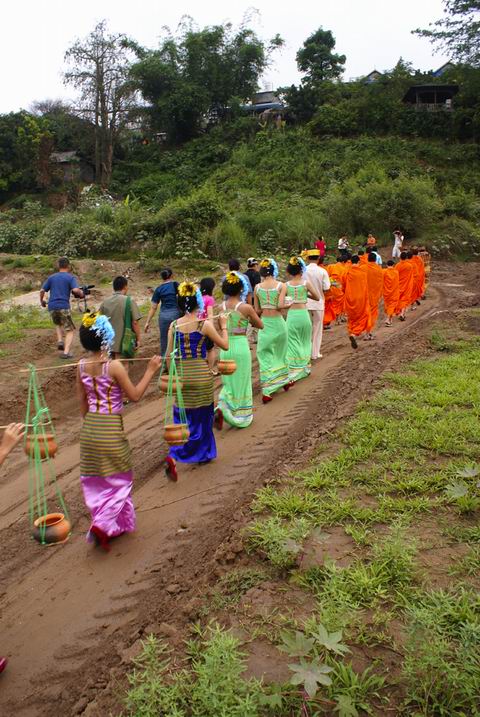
[[366, 263, 384, 329], [395, 260, 414, 312], [383, 267, 400, 318], [412, 255, 426, 300], [344, 265, 372, 336]]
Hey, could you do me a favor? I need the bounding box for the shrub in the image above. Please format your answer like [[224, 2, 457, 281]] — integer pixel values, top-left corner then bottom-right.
[[37, 212, 120, 257], [423, 216, 480, 258], [0, 222, 40, 253], [205, 219, 249, 259], [321, 166, 441, 237]]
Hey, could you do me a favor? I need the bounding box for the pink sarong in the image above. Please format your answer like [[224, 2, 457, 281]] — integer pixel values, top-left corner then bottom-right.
[[80, 471, 136, 540]]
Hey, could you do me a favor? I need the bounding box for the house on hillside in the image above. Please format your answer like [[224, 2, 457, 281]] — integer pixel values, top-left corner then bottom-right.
[[363, 70, 383, 84], [49, 151, 95, 184], [402, 84, 459, 111], [242, 90, 285, 114], [432, 61, 455, 78]]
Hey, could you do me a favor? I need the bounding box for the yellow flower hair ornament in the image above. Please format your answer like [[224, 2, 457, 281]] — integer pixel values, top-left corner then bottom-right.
[[225, 271, 240, 284], [178, 281, 197, 297], [82, 311, 99, 329]]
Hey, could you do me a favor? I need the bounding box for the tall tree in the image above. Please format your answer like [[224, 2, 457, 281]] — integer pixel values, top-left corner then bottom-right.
[[283, 28, 345, 122], [63, 21, 137, 186], [413, 1, 480, 66], [296, 28, 346, 85], [129, 17, 283, 142]]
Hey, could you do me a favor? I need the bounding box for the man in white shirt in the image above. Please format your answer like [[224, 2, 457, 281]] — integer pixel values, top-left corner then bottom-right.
[[305, 249, 331, 360], [392, 230, 403, 260]]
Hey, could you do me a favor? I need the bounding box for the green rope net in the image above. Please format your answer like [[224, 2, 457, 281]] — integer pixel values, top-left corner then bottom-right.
[[161, 323, 188, 428], [24, 365, 70, 545]]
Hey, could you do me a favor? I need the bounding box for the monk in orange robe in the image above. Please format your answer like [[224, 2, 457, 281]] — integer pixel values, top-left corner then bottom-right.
[[395, 252, 414, 320], [411, 248, 426, 302], [406, 251, 420, 310], [358, 249, 368, 266], [324, 258, 346, 325], [344, 255, 372, 349], [383, 260, 400, 326], [365, 253, 384, 336]]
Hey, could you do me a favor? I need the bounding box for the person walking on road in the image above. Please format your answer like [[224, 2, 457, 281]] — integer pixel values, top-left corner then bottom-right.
[[40, 257, 84, 359], [100, 276, 141, 359], [392, 230, 404, 260], [144, 268, 180, 357], [305, 249, 331, 360]]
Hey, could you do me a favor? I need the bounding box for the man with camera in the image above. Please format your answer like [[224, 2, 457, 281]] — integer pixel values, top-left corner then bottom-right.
[[39, 257, 84, 359]]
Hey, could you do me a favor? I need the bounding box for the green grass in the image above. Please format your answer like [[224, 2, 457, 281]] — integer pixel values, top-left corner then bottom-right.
[[123, 323, 480, 716], [241, 328, 480, 715], [0, 305, 53, 345]]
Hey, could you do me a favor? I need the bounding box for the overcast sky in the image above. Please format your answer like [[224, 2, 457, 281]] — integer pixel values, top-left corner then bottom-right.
[[1, 0, 449, 113]]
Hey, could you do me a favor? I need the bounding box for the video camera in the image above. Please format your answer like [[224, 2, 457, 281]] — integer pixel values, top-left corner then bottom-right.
[[78, 284, 95, 312]]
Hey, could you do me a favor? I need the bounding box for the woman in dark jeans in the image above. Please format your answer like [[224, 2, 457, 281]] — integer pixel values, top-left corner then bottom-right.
[[144, 268, 180, 356]]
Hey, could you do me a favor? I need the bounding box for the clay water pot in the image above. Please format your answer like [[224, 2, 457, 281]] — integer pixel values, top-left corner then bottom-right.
[[24, 434, 58, 460], [159, 376, 183, 394], [217, 359, 237, 376], [164, 423, 190, 446], [32, 513, 71, 545]]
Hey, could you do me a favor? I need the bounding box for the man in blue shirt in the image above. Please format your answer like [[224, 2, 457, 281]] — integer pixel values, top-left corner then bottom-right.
[[39, 257, 84, 358]]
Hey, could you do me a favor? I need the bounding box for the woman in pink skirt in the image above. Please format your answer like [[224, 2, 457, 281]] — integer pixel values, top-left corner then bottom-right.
[[76, 313, 161, 551]]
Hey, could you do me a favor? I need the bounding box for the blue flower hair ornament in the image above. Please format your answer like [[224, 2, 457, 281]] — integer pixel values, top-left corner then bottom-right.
[[269, 257, 279, 279], [195, 287, 205, 314], [298, 257, 307, 276], [93, 314, 115, 350], [234, 271, 250, 302]]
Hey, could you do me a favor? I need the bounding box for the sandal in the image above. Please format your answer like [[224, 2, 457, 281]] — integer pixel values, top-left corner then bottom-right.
[[262, 394, 273, 404], [164, 456, 178, 482], [57, 342, 65, 351], [0, 657, 7, 674], [283, 381, 295, 391], [349, 335, 358, 350]]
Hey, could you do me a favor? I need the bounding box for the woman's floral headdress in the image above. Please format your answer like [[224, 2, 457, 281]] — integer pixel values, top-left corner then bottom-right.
[[260, 258, 279, 278], [178, 281, 204, 313], [81, 312, 115, 350], [289, 255, 307, 276], [225, 271, 249, 302]]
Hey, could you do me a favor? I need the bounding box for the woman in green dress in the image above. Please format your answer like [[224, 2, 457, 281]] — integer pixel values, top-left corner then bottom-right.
[[215, 272, 263, 430], [254, 258, 291, 404], [279, 256, 319, 383]]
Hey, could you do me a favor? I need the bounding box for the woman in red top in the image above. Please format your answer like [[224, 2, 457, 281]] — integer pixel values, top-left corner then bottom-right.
[[315, 236, 326, 257]]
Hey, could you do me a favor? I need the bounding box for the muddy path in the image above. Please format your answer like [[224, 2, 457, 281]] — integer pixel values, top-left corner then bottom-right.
[[0, 264, 477, 716]]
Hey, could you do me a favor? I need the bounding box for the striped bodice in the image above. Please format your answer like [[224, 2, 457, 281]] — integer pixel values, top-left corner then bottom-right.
[[256, 284, 281, 309], [80, 360, 123, 414], [176, 330, 208, 360], [286, 282, 308, 303]]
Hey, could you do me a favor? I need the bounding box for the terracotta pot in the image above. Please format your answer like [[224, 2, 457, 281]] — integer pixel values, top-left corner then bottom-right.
[[24, 434, 58, 460], [159, 376, 183, 394], [163, 423, 190, 446], [217, 359, 237, 376], [32, 513, 71, 545]]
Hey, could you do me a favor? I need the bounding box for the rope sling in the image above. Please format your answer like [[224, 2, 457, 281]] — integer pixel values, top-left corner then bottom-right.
[[161, 323, 189, 445], [24, 365, 70, 545]]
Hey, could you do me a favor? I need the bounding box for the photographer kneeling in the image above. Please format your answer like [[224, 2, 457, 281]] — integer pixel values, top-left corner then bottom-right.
[[40, 257, 84, 359]]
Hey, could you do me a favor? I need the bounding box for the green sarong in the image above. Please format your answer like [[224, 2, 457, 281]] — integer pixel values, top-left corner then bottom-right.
[[286, 308, 312, 382], [257, 315, 289, 396], [217, 334, 253, 428]]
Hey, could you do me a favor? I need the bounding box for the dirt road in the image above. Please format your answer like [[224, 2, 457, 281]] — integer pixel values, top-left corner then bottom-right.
[[0, 267, 476, 715]]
